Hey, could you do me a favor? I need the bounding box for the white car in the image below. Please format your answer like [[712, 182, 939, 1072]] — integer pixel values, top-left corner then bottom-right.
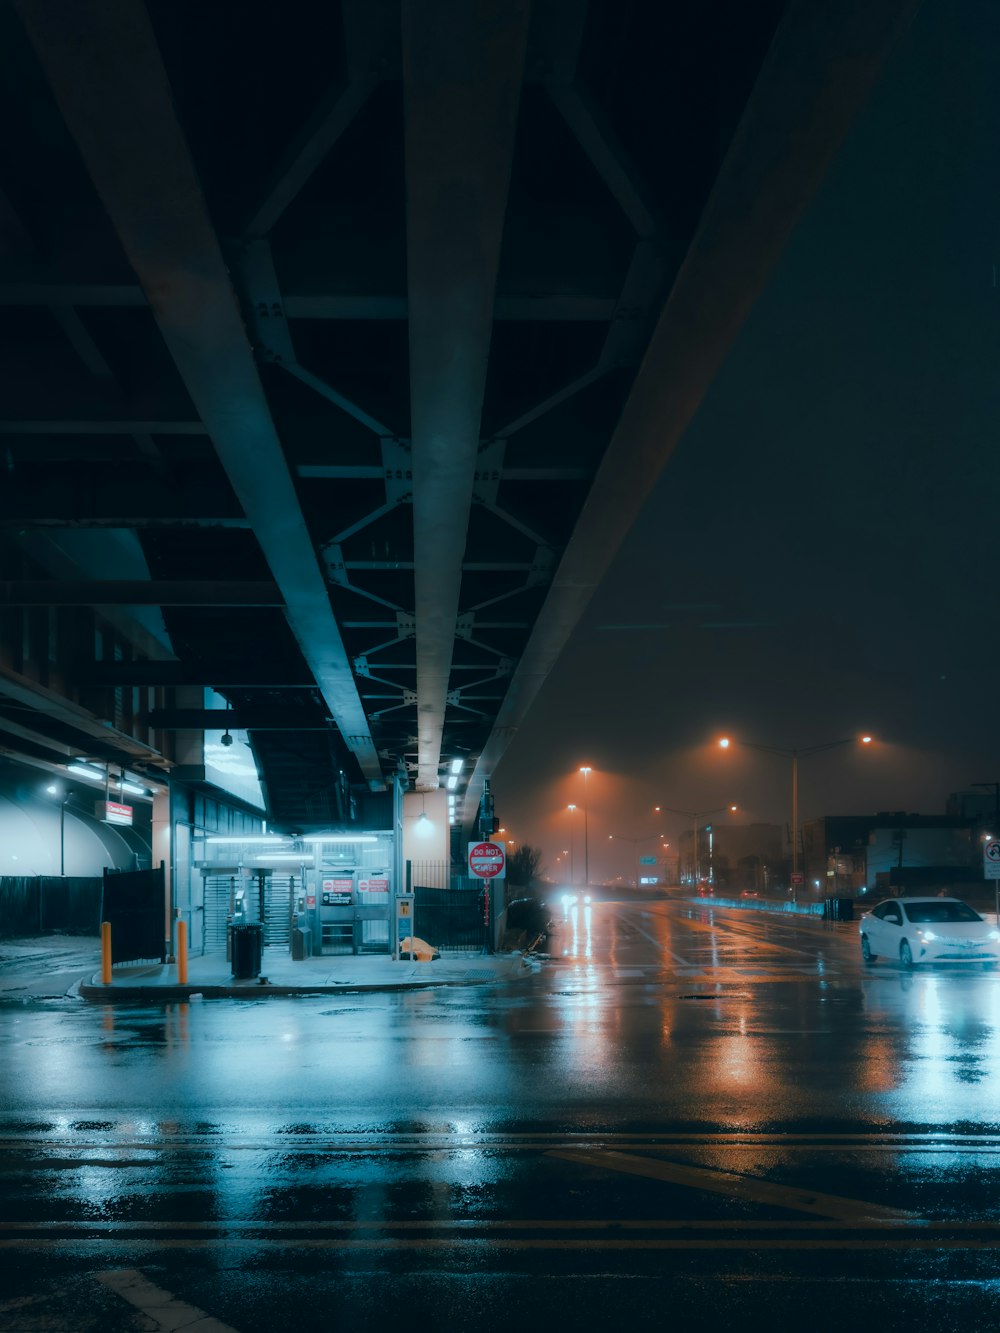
[[859, 897, 1000, 969]]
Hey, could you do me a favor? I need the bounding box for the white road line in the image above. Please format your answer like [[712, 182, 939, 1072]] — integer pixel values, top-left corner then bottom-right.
[[5, 1133, 1000, 1151], [97, 1269, 242, 1333], [2, 1236, 998, 1253], [547, 1149, 916, 1220], [2, 1218, 990, 1233]]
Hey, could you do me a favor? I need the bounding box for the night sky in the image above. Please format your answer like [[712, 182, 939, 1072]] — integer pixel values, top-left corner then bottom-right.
[[494, 0, 1000, 878]]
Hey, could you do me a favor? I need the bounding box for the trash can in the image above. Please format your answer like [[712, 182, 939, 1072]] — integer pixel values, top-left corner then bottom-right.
[[231, 922, 263, 978], [291, 926, 312, 961]]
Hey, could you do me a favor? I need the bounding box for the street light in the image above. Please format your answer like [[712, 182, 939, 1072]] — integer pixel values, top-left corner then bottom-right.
[[579, 767, 592, 886], [657, 805, 738, 886], [719, 734, 872, 900], [565, 805, 578, 884]]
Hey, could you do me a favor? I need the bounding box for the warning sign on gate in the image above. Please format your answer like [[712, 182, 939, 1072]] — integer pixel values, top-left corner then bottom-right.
[[468, 840, 506, 880]]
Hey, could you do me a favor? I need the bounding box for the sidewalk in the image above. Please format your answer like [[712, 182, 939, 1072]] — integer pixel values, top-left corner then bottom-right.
[[0, 935, 537, 1002]]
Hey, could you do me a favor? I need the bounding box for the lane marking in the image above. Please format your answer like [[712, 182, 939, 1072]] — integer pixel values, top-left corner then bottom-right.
[[97, 1269, 242, 1333], [5, 1132, 1000, 1151], [547, 1149, 916, 1220], [2, 1217, 993, 1233], [2, 1236, 999, 1253]]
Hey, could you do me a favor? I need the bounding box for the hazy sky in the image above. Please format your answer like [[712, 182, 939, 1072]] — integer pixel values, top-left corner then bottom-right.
[[494, 0, 1000, 878]]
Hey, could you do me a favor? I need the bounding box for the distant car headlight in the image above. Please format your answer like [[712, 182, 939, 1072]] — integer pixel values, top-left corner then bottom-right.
[[918, 930, 938, 941], [989, 931, 1000, 942], [583, 895, 592, 904]]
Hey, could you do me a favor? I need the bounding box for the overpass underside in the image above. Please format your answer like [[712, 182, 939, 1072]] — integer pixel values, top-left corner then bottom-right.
[[0, 0, 912, 826]]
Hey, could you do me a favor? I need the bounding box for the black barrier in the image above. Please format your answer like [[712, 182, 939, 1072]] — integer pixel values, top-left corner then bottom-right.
[[413, 885, 487, 953], [0, 876, 103, 937], [102, 866, 166, 963], [825, 897, 855, 921]]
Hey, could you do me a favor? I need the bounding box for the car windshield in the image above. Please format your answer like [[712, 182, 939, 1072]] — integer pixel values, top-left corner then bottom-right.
[[903, 901, 982, 924]]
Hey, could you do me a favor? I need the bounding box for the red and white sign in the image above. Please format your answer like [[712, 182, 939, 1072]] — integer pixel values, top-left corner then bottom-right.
[[790, 872, 805, 886], [468, 840, 506, 879], [359, 877, 389, 894], [323, 878, 353, 893], [96, 800, 133, 827]]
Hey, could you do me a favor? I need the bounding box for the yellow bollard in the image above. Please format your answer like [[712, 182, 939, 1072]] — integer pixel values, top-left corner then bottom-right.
[[101, 921, 112, 985], [177, 919, 188, 985]]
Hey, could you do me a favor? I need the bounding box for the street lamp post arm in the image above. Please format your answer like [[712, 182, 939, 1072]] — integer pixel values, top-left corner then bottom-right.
[[734, 737, 861, 760]]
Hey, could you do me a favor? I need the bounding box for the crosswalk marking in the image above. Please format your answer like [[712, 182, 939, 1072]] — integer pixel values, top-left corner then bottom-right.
[[547, 1149, 916, 1220]]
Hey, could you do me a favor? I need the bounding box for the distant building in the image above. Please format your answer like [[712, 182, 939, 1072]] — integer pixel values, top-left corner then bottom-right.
[[804, 812, 976, 896], [947, 790, 999, 830], [680, 822, 783, 893]]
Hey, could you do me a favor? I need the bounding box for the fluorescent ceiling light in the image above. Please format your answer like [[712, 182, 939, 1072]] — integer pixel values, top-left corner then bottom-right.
[[450, 758, 463, 774], [253, 853, 306, 862], [301, 834, 380, 844], [205, 834, 286, 845], [120, 781, 150, 797], [447, 775, 458, 790], [67, 763, 106, 784]]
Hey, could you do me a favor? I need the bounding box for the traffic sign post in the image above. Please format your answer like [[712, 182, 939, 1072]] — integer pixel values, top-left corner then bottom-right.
[[983, 840, 1000, 924]]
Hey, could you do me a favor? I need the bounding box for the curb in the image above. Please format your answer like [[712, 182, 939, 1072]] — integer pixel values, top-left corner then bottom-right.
[[77, 958, 535, 1003]]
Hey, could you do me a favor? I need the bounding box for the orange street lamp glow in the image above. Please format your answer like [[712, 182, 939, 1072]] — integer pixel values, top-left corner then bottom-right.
[[718, 737, 731, 749]]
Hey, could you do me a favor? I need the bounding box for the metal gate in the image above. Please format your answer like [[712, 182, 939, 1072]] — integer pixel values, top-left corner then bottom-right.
[[203, 873, 239, 953], [262, 874, 294, 951], [202, 869, 297, 955]]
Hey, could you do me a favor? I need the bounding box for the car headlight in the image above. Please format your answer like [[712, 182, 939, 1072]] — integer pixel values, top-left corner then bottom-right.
[[989, 931, 1000, 942], [918, 930, 937, 941]]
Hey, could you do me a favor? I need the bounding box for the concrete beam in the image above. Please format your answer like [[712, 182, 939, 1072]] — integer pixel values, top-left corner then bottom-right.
[[465, 0, 919, 817], [403, 0, 530, 790], [14, 0, 384, 786]]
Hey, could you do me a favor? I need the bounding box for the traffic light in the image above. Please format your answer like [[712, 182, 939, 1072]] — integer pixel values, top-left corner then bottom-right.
[[478, 780, 497, 838]]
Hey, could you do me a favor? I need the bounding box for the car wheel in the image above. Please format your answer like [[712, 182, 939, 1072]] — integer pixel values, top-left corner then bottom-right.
[[861, 935, 876, 964], [899, 940, 914, 970]]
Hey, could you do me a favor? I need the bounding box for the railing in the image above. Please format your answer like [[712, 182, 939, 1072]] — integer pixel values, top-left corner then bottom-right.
[[686, 895, 825, 917]]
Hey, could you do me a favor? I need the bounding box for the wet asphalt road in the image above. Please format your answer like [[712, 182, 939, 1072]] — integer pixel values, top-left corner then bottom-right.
[[5, 897, 1000, 1331]]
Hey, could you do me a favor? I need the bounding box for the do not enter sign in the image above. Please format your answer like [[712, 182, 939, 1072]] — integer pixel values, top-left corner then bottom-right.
[[469, 840, 506, 880]]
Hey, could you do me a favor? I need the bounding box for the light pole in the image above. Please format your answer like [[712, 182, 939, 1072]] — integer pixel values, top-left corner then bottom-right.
[[566, 805, 578, 884], [972, 784, 1000, 925], [657, 806, 737, 886], [719, 735, 872, 901], [579, 767, 592, 886], [45, 784, 70, 875]]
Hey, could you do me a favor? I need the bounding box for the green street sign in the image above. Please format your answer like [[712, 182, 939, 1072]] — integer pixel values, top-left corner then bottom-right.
[[638, 855, 657, 865]]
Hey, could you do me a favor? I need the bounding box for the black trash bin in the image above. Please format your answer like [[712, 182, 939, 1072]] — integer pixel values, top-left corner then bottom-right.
[[231, 922, 263, 978]]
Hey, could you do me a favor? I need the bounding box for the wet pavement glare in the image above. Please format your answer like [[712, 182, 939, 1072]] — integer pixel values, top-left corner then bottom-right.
[[5, 897, 1000, 1330]]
